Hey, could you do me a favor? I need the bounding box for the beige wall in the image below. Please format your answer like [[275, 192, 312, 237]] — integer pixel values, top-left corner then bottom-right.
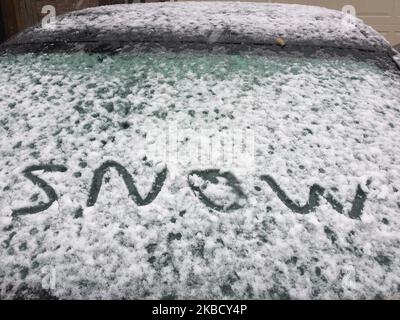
[[181, 0, 400, 46]]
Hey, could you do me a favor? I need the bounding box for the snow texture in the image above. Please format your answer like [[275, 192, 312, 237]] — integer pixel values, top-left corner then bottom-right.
[[4, 2, 393, 54], [0, 2, 400, 300]]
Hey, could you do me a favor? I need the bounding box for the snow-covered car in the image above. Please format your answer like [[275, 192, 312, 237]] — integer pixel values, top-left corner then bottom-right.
[[0, 2, 400, 300]]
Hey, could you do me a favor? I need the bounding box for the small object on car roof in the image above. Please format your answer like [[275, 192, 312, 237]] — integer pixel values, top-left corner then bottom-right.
[[275, 37, 286, 47]]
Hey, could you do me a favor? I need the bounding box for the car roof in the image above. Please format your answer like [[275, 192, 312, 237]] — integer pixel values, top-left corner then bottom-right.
[[0, 2, 395, 54]]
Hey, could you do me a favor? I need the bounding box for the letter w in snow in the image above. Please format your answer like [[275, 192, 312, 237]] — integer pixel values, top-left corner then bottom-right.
[[260, 175, 369, 219]]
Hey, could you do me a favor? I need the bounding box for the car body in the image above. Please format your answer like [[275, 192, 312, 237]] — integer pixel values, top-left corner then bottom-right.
[[0, 2, 400, 299]]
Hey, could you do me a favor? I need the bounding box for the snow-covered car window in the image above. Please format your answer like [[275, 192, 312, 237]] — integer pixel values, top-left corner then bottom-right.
[[1, 49, 400, 299]]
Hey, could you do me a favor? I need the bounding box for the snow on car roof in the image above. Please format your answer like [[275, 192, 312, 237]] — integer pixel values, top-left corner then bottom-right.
[[3, 1, 394, 55]]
